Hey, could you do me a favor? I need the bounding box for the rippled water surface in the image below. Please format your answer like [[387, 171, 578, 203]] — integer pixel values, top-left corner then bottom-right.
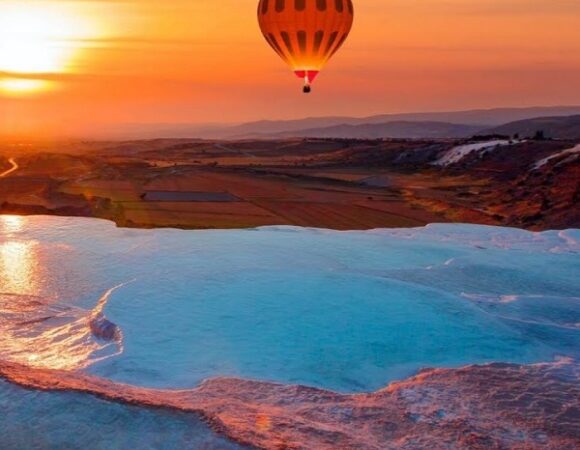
[[0, 379, 246, 450], [1, 215, 578, 394], [1, 215, 579, 449]]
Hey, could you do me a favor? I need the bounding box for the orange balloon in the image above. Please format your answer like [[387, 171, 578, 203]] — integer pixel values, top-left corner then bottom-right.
[[257, 0, 354, 93]]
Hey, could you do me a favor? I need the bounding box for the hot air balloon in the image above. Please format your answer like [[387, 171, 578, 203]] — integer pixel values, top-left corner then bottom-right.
[[257, 0, 354, 93]]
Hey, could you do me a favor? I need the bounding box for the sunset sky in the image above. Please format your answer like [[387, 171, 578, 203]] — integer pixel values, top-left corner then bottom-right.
[[1, 0, 580, 139]]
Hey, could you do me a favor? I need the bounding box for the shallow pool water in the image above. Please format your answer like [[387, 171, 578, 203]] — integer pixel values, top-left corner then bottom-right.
[[0, 380, 245, 450], [1, 216, 578, 394]]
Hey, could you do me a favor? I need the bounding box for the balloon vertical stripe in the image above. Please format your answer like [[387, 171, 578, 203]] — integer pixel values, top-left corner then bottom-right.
[[258, 0, 354, 92]]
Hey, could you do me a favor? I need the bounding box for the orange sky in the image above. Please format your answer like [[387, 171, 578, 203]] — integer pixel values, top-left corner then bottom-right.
[[1, 0, 580, 139]]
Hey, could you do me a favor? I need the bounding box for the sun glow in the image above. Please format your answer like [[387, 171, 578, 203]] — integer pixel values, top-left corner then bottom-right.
[[0, 2, 99, 94], [0, 79, 52, 95]]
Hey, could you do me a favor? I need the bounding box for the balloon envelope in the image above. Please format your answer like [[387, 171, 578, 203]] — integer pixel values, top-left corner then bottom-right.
[[257, 0, 354, 92]]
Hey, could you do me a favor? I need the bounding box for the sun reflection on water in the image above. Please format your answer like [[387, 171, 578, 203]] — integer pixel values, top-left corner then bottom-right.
[[0, 215, 38, 295], [0, 215, 126, 371], [0, 214, 114, 371], [0, 240, 38, 295], [1, 215, 25, 235]]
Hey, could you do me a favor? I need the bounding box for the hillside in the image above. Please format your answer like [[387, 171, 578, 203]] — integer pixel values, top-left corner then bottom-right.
[[485, 115, 580, 139], [1, 136, 578, 230], [270, 121, 482, 139], [200, 106, 580, 139], [92, 106, 580, 140]]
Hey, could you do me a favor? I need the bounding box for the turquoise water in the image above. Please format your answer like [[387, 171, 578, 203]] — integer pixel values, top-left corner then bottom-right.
[[1, 216, 578, 394], [0, 380, 245, 450]]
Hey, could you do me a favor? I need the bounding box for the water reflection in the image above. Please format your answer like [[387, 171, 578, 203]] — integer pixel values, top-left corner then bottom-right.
[[0, 240, 37, 295], [0, 215, 24, 235], [0, 287, 125, 371], [0, 216, 37, 294], [0, 215, 123, 371]]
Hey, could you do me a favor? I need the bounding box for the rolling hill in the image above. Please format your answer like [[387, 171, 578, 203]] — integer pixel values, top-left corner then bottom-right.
[[199, 106, 580, 139], [102, 106, 580, 140], [270, 121, 483, 139], [484, 115, 580, 139]]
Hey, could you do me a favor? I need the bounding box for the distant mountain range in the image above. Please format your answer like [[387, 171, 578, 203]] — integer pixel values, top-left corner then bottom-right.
[[268, 121, 483, 139], [266, 114, 580, 140], [105, 106, 580, 140], [196, 106, 580, 139]]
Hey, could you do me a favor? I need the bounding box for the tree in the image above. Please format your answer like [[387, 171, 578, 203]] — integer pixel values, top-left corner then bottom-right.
[[532, 130, 546, 141]]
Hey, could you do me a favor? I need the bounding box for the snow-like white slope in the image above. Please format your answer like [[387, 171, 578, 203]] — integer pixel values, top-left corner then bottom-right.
[[433, 140, 513, 166], [532, 143, 580, 170]]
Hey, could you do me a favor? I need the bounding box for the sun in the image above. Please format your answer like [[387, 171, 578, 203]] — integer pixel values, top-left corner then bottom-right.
[[0, 4, 74, 74], [0, 2, 97, 94]]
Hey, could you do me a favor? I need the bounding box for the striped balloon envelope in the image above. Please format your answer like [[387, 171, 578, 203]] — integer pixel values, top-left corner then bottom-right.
[[257, 0, 354, 93]]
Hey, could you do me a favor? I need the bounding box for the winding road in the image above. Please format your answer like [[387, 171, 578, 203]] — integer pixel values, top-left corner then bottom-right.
[[0, 158, 18, 178]]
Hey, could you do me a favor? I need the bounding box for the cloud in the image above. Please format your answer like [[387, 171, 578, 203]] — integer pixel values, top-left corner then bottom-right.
[[416, 0, 580, 16]]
